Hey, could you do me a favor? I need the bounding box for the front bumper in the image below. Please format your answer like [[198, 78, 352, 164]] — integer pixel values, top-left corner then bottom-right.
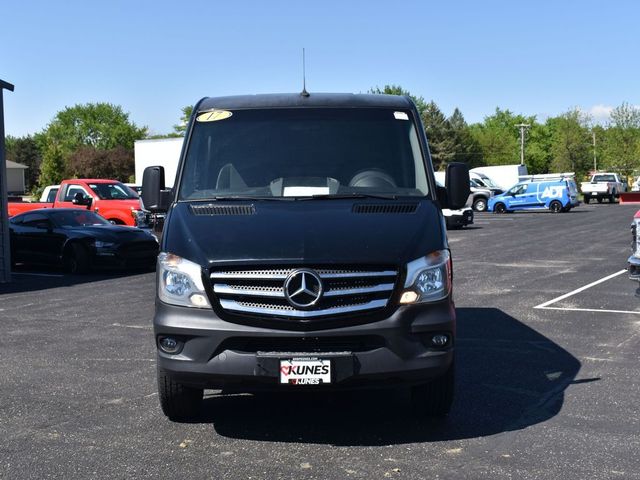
[[628, 255, 640, 281], [445, 210, 473, 228], [154, 300, 455, 391], [92, 243, 158, 269]]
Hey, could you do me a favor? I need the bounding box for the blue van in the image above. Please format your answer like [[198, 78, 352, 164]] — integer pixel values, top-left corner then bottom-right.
[[488, 177, 579, 213]]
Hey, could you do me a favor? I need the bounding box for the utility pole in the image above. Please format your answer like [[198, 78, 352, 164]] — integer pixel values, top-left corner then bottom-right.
[[592, 131, 597, 172], [515, 123, 530, 166], [0, 78, 15, 283]]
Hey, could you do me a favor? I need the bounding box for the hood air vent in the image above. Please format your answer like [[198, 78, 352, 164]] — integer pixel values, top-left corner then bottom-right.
[[352, 203, 418, 214], [190, 204, 255, 216]]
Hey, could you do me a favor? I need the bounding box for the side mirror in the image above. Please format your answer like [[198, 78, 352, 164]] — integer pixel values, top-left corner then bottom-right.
[[142, 166, 172, 213], [445, 162, 470, 210], [72, 192, 92, 209]]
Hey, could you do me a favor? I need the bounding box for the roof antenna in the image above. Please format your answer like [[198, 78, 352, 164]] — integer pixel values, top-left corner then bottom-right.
[[300, 48, 310, 97]]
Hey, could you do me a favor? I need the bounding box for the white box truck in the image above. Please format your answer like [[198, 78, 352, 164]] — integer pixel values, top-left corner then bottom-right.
[[134, 138, 184, 188], [470, 165, 528, 191]]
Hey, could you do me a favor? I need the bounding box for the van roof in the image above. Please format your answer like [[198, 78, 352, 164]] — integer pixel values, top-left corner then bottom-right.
[[198, 93, 415, 111]]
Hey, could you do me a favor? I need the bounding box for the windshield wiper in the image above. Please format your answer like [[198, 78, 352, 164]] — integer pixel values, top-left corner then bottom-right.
[[210, 195, 295, 201], [302, 193, 399, 200]]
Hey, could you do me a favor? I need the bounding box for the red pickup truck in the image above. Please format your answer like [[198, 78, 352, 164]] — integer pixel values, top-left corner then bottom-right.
[[8, 179, 146, 227]]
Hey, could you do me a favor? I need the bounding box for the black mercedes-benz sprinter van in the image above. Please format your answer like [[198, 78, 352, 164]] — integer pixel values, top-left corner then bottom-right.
[[142, 93, 469, 420]]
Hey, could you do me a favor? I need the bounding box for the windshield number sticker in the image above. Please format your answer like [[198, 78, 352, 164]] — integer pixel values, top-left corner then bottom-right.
[[196, 110, 233, 122]]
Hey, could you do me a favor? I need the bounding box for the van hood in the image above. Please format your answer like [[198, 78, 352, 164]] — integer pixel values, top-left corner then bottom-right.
[[163, 199, 446, 268]]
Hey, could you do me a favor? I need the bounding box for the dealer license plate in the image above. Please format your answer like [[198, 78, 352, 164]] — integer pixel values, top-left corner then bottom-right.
[[279, 358, 331, 385]]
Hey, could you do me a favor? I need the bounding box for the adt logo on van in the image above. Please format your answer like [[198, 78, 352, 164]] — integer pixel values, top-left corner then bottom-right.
[[540, 186, 564, 199]]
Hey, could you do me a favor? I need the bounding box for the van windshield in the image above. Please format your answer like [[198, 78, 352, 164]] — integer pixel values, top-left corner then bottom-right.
[[179, 108, 429, 200]]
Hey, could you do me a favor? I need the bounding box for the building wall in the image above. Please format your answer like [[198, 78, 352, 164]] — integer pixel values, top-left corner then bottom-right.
[[7, 168, 25, 193]]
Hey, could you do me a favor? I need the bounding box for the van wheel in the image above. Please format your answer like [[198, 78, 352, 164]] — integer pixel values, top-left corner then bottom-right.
[[65, 244, 90, 274], [157, 367, 203, 421], [549, 201, 562, 213], [411, 362, 454, 417], [472, 197, 487, 212], [494, 203, 506, 214]]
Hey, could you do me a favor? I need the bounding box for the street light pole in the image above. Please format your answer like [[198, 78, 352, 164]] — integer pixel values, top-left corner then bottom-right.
[[515, 123, 530, 166], [0, 78, 15, 283], [592, 131, 597, 172]]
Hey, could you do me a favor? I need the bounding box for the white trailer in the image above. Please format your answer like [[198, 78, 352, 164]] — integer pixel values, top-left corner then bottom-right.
[[134, 137, 184, 188], [470, 165, 528, 191]]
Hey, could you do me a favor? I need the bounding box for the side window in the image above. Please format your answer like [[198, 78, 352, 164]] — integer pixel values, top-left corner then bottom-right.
[[22, 213, 50, 228], [63, 185, 89, 202], [508, 184, 527, 195], [46, 188, 59, 203]]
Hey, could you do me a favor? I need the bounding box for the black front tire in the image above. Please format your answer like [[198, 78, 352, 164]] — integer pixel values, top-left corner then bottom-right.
[[494, 203, 507, 214], [549, 200, 562, 213], [411, 362, 455, 417], [583, 195, 590, 204], [157, 367, 203, 421], [65, 243, 90, 274]]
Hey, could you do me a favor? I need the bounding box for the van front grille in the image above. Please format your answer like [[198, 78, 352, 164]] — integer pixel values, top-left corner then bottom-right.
[[210, 267, 398, 318]]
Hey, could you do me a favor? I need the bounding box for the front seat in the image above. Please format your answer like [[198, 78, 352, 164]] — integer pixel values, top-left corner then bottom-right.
[[216, 163, 248, 190]]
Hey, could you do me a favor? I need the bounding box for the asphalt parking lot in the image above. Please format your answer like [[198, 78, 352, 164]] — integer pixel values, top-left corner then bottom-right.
[[1, 202, 640, 479]]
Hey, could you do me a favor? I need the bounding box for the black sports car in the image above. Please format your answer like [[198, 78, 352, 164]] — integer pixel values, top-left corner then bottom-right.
[[9, 208, 159, 273]]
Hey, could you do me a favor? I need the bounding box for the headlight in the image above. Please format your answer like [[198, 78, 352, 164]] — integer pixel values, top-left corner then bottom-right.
[[95, 240, 115, 248], [633, 220, 640, 257], [131, 208, 148, 227], [400, 250, 451, 304], [158, 252, 210, 308]]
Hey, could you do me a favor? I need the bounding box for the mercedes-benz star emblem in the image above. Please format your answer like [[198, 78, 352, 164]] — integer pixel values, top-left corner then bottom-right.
[[284, 269, 323, 309]]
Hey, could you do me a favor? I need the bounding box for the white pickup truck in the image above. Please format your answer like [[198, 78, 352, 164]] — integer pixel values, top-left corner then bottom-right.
[[581, 173, 625, 203]]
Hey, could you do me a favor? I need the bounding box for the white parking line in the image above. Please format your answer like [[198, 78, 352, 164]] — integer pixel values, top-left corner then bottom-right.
[[536, 306, 640, 315], [533, 269, 640, 315]]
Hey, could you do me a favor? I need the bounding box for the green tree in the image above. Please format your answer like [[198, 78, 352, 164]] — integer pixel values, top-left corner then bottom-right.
[[469, 109, 521, 166], [548, 109, 591, 178], [526, 122, 553, 174], [5, 135, 43, 192], [369, 85, 427, 116], [448, 108, 483, 167], [600, 102, 640, 177], [173, 105, 194, 135], [421, 101, 454, 170], [470, 109, 546, 171], [68, 146, 134, 181], [38, 103, 147, 186], [38, 137, 67, 189]]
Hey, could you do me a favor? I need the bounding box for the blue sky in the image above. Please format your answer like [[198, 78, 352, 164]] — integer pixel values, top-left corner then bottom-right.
[[1, 0, 638, 136]]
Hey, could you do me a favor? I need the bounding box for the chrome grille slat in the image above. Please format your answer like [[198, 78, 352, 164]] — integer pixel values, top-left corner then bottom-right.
[[211, 266, 398, 318], [324, 283, 395, 297], [318, 271, 396, 279], [213, 284, 285, 297], [210, 269, 397, 280], [219, 299, 389, 318]]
